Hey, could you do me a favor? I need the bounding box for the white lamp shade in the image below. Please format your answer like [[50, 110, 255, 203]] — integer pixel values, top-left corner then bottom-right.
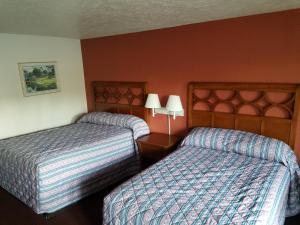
[[145, 93, 161, 108], [166, 95, 183, 112]]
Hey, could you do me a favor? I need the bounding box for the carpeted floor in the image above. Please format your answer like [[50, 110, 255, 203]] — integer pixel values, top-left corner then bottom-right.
[[0, 185, 299, 225], [0, 187, 104, 225], [1, 142, 299, 225]]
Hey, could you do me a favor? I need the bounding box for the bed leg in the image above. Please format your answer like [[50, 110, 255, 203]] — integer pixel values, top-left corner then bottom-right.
[[43, 213, 50, 220]]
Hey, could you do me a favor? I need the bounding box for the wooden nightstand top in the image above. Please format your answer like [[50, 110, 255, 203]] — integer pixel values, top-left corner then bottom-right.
[[137, 133, 181, 149]]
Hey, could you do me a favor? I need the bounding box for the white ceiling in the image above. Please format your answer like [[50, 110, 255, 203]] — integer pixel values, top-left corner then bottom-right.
[[0, 0, 300, 39]]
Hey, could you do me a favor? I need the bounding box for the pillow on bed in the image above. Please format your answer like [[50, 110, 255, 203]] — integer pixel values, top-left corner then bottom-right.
[[77, 112, 150, 140], [181, 127, 296, 164], [180, 127, 243, 152]]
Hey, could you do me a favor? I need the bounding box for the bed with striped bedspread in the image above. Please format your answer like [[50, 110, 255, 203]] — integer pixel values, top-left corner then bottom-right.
[[0, 112, 149, 214], [103, 128, 300, 225]]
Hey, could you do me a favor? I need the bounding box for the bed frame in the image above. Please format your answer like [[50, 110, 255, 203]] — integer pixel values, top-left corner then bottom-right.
[[92, 81, 148, 122], [187, 83, 300, 150]]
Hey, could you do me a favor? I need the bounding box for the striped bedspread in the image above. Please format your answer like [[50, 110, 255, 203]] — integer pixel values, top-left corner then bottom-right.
[[103, 128, 300, 225], [0, 112, 149, 214]]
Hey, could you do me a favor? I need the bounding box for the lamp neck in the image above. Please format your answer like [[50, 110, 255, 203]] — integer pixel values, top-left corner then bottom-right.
[[168, 114, 171, 136]]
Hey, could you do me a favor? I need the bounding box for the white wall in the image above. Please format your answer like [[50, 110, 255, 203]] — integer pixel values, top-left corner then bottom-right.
[[0, 33, 87, 139]]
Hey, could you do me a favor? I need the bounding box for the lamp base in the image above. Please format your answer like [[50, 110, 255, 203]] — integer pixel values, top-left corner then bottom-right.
[[168, 114, 171, 136]]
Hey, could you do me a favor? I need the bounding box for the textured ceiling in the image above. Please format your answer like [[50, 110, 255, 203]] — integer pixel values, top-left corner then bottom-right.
[[0, 0, 300, 39]]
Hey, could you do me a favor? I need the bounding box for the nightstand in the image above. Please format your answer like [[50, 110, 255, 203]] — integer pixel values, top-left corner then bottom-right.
[[137, 133, 181, 168]]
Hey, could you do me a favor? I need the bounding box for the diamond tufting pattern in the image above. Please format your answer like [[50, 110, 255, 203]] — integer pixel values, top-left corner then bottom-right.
[[103, 146, 291, 225], [0, 113, 150, 214]]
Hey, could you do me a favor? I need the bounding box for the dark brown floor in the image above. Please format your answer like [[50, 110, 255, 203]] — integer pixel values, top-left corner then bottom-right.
[[1, 184, 300, 225], [0, 187, 104, 225]]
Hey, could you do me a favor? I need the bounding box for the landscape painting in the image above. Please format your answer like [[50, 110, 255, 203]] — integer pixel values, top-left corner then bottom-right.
[[19, 62, 60, 96]]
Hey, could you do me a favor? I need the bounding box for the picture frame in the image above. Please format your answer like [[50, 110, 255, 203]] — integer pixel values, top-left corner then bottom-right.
[[18, 62, 60, 97]]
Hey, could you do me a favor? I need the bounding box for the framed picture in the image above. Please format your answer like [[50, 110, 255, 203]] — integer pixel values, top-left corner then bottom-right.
[[18, 62, 60, 97]]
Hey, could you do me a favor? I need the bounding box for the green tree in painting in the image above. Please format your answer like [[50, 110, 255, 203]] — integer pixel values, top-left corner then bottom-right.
[[23, 64, 58, 93]]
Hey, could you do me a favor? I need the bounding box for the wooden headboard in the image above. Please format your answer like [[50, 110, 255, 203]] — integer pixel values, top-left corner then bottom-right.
[[188, 82, 300, 149], [92, 81, 148, 122]]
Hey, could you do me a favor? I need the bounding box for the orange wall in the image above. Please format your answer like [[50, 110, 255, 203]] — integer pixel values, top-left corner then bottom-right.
[[81, 9, 300, 157]]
